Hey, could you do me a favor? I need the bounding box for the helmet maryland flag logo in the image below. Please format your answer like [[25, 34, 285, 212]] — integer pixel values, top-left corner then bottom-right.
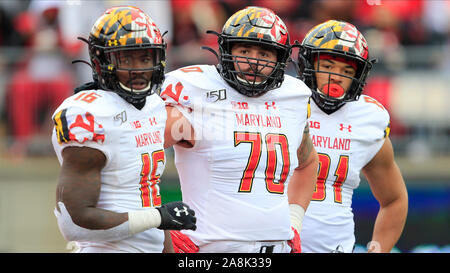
[[90, 5, 163, 46], [222, 6, 288, 45], [303, 20, 369, 60]]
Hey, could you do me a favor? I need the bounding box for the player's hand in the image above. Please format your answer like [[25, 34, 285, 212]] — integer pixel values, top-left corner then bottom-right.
[[287, 227, 301, 253], [367, 241, 381, 253], [170, 230, 199, 253], [156, 201, 197, 230]]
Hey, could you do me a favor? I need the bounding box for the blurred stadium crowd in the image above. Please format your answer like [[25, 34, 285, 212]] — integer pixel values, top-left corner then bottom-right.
[[0, 0, 448, 252]]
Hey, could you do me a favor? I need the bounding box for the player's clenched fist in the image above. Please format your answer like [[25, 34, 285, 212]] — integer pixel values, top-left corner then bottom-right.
[[157, 202, 197, 230]]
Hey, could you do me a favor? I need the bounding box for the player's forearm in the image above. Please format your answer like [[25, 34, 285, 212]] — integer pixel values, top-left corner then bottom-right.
[[164, 105, 195, 148], [370, 196, 408, 252], [55, 201, 163, 242], [365, 157, 408, 253], [57, 171, 128, 230], [57, 146, 126, 230], [288, 151, 318, 209], [66, 204, 129, 230]]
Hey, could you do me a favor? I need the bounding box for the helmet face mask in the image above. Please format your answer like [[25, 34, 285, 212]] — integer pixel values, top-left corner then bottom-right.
[[88, 6, 167, 104], [224, 42, 279, 91], [216, 6, 291, 97], [109, 48, 160, 93], [298, 20, 376, 113]]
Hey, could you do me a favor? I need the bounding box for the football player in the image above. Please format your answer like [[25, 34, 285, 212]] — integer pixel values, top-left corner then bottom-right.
[[51, 6, 196, 253], [296, 20, 408, 253], [162, 6, 318, 253]]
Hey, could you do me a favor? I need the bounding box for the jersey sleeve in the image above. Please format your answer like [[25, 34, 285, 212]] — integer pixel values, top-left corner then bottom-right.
[[360, 95, 391, 165], [52, 106, 111, 162], [160, 68, 199, 109], [160, 68, 204, 138], [362, 95, 391, 138]]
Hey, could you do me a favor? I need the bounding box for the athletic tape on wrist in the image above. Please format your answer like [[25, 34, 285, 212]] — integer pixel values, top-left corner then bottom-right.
[[289, 204, 305, 233], [128, 208, 162, 235]]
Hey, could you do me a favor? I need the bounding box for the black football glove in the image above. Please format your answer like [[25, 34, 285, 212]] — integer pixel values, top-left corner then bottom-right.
[[156, 201, 197, 230]]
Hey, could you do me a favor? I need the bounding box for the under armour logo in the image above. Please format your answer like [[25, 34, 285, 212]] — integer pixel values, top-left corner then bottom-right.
[[265, 101, 276, 109], [339, 123, 352, 132], [107, 39, 118, 46], [174, 206, 189, 217]]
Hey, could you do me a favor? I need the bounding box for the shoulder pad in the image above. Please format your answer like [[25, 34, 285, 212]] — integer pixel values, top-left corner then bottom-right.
[[283, 75, 312, 96], [358, 95, 390, 137], [161, 65, 214, 106], [360, 95, 387, 111], [53, 106, 106, 145]]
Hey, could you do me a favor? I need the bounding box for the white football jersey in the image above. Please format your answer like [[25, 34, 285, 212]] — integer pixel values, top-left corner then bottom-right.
[[301, 95, 390, 253], [161, 65, 311, 247], [51, 89, 167, 252]]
